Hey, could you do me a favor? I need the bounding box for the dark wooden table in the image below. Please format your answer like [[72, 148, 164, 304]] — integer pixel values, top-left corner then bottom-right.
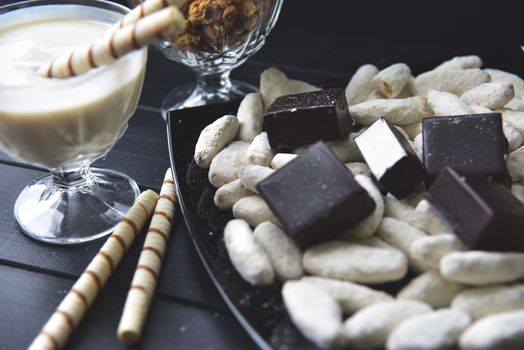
[[1, 1, 524, 349]]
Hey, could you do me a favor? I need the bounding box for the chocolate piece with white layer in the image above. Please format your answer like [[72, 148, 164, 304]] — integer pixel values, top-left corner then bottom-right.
[[257, 141, 375, 248], [422, 113, 510, 187], [263, 88, 355, 148], [355, 118, 425, 199], [427, 167, 524, 252]]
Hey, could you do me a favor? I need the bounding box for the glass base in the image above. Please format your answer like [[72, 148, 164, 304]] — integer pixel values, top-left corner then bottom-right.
[[161, 79, 257, 119], [14, 167, 140, 245]]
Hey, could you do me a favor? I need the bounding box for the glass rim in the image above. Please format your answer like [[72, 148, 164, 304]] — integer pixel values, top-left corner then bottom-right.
[[0, 0, 132, 15]]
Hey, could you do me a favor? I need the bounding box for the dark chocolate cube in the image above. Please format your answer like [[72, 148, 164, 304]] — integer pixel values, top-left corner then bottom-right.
[[263, 88, 355, 148], [355, 118, 425, 199], [423, 113, 510, 187], [257, 141, 375, 248], [427, 167, 524, 252]]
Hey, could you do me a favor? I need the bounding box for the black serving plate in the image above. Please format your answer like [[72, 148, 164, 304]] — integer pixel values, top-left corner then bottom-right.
[[166, 102, 320, 350], [166, 100, 415, 350]]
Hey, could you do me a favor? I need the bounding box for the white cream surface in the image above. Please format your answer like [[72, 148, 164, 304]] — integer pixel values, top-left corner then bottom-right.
[[0, 12, 147, 168]]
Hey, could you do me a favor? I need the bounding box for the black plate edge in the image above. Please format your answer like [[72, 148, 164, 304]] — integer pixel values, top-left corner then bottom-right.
[[166, 111, 273, 350]]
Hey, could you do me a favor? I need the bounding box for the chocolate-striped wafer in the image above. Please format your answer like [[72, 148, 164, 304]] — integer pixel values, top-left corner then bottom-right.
[[28, 190, 159, 350], [38, 6, 187, 79], [104, 0, 188, 37], [117, 169, 177, 344]]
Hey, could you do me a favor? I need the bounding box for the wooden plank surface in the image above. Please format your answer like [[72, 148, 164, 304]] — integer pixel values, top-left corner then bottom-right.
[[0, 265, 254, 350], [0, 162, 226, 311]]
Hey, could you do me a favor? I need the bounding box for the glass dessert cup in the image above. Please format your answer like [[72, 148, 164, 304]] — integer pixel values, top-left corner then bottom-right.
[[132, 0, 283, 115], [0, 0, 148, 245]]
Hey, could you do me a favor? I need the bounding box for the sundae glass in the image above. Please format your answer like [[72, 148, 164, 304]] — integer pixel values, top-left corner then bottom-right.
[[0, 0, 148, 244]]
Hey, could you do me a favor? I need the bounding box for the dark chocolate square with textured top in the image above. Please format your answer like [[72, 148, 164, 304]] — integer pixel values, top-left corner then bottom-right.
[[257, 141, 375, 248], [427, 167, 524, 252], [263, 88, 355, 148], [423, 113, 510, 187]]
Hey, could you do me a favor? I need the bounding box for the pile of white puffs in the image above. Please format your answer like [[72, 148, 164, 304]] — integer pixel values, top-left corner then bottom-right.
[[193, 56, 524, 350]]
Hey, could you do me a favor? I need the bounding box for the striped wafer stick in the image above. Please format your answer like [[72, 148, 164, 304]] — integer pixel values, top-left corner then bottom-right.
[[28, 190, 159, 350], [37, 6, 187, 79], [104, 0, 188, 37], [117, 169, 177, 344]]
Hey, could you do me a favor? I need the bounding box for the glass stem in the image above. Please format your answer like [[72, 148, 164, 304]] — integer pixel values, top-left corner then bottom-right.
[[50, 164, 91, 190], [195, 71, 233, 99]]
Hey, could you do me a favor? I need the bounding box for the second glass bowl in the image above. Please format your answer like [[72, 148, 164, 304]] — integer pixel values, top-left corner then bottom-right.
[[132, 0, 283, 114]]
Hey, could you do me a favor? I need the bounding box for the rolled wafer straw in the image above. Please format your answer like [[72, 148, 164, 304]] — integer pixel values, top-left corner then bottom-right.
[[38, 6, 187, 78], [104, 0, 188, 37], [28, 190, 159, 350], [117, 169, 177, 344]]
